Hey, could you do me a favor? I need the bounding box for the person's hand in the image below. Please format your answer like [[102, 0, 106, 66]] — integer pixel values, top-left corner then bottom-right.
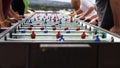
[[11, 12, 23, 20], [70, 11, 77, 17], [0, 20, 11, 27], [110, 27, 120, 35], [85, 16, 95, 21], [76, 14, 82, 18], [70, 11, 74, 15], [16, 15, 24, 20], [84, 17, 91, 22], [7, 18, 18, 23], [70, 13, 76, 17], [89, 18, 97, 25], [79, 15, 85, 20], [76, 15, 80, 18]]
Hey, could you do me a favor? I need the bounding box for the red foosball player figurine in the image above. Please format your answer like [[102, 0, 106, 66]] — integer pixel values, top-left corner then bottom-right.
[[76, 27, 80, 31], [81, 31, 86, 39], [70, 16, 73, 23], [28, 26, 32, 30], [40, 27, 44, 30], [53, 16, 56, 23], [52, 27, 56, 30], [64, 27, 69, 30], [56, 31, 61, 39], [37, 23, 40, 25], [31, 31, 36, 39]]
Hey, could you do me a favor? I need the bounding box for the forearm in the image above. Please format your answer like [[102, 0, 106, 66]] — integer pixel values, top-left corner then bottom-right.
[[9, 5, 20, 18], [82, 7, 94, 17], [110, 0, 120, 34], [71, 0, 80, 11], [75, 9, 83, 15], [90, 14, 98, 19], [9, 5, 16, 17], [110, 0, 120, 28], [0, 0, 5, 20]]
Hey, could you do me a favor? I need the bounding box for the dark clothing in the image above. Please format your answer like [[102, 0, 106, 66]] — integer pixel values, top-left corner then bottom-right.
[[96, 0, 114, 30], [2, 0, 12, 18], [12, 0, 25, 15]]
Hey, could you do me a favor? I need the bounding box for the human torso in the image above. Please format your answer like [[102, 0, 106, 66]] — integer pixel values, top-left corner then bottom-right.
[[96, 0, 114, 30]]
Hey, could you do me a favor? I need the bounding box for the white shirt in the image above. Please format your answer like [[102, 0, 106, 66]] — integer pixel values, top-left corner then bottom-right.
[[80, 0, 96, 17], [88, 0, 96, 5]]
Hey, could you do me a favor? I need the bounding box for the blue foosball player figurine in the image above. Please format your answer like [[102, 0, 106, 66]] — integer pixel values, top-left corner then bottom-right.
[[94, 35, 100, 42], [21, 29, 26, 33], [44, 30, 48, 33], [59, 35, 65, 42], [66, 30, 71, 33], [29, 20, 32, 24]]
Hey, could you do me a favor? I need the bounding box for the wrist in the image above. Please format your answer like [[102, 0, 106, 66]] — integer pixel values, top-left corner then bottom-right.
[[74, 11, 77, 15]]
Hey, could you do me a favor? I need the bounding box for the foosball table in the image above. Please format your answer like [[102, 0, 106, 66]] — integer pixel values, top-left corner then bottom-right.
[[0, 11, 120, 68], [0, 11, 120, 43]]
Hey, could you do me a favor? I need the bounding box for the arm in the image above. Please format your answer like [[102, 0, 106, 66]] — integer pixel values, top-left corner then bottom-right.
[[9, 5, 19, 18], [75, 9, 83, 15], [70, 0, 81, 16], [85, 14, 98, 21], [89, 16, 99, 25], [81, 7, 94, 18], [70, 9, 83, 17], [71, 0, 80, 11], [9, 5, 24, 20], [110, 0, 120, 35], [0, 0, 5, 21]]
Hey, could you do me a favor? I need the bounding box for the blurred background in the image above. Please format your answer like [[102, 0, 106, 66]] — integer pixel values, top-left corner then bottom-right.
[[29, 0, 72, 11]]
